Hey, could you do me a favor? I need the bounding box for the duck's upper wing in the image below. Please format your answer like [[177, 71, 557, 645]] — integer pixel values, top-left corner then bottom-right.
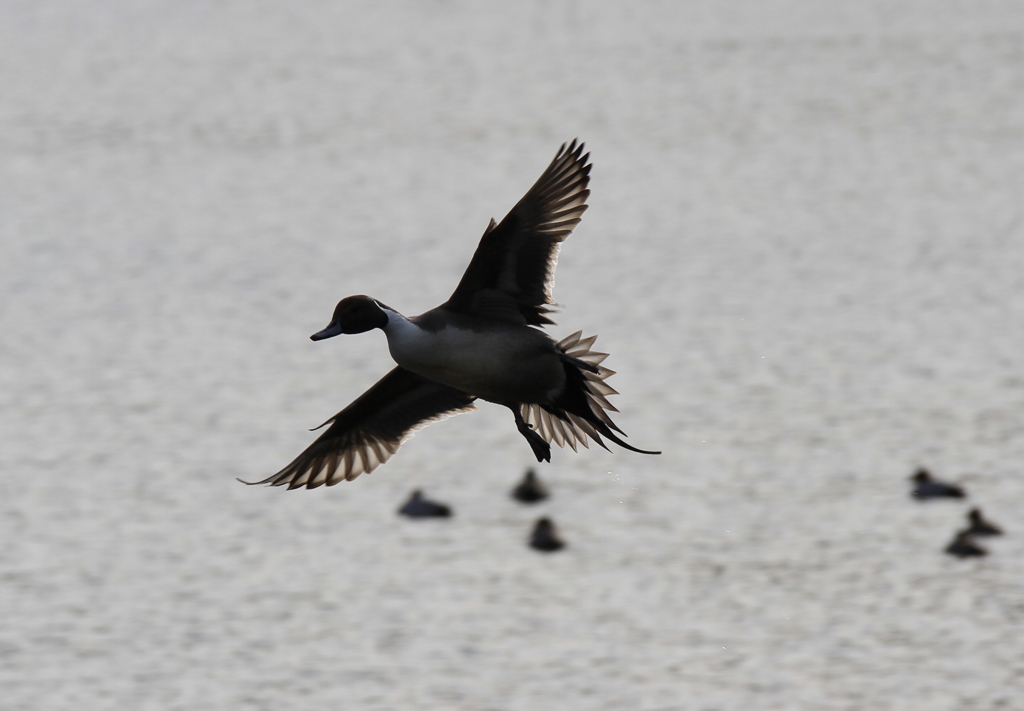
[[443, 139, 591, 325], [244, 367, 477, 488]]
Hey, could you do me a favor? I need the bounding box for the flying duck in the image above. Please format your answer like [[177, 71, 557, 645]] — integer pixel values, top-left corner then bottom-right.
[[245, 140, 659, 489], [909, 468, 965, 500]]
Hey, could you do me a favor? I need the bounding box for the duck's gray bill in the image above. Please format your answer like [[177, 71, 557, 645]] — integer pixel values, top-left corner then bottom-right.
[[311, 323, 343, 341]]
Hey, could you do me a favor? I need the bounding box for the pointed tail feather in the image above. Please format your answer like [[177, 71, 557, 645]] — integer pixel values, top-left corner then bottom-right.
[[520, 331, 660, 456]]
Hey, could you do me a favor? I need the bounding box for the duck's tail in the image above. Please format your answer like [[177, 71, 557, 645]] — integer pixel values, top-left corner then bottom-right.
[[519, 331, 660, 456]]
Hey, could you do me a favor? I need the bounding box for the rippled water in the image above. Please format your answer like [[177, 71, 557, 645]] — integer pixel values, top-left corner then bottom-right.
[[3, 2, 1024, 708]]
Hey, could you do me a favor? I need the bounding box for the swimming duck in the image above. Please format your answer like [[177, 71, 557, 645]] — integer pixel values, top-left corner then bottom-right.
[[966, 507, 1003, 536], [246, 140, 659, 489], [397, 489, 452, 518], [529, 517, 566, 552], [511, 468, 550, 504], [944, 529, 987, 558], [909, 468, 965, 500]]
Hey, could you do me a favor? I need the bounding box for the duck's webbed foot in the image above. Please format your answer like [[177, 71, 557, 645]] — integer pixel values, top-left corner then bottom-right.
[[512, 408, 551, 463]]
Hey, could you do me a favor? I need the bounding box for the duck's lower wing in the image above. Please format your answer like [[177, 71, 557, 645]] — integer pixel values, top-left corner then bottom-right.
[[243, 367, 477, 489]]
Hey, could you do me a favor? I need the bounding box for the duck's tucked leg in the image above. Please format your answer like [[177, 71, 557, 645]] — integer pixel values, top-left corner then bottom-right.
[[511, 407, 551, 463]]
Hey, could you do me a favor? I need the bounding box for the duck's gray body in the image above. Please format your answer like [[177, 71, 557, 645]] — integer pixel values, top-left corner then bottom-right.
[[246, 140, 658, 489], [386, 311, 564, 404]]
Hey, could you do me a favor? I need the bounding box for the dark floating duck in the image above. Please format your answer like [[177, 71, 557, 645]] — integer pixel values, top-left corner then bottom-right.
[[944, 529, 987, 558], [511, 468, 549, 504], [910, 468, 965, 500], [967, 507, 1003, 537], [397, 489, 452, 519], [529, 517, 566, 552], [245, 140, 659, 489]]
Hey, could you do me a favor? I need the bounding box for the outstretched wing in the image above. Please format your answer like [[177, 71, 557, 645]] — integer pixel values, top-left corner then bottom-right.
[[444, 139, 591, 325], [245, 367, 477, 489]]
